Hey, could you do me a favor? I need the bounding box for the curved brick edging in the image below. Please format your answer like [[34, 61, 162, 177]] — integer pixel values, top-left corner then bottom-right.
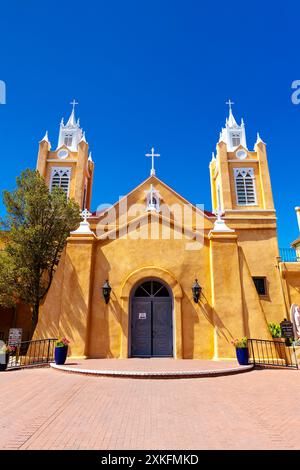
[[50, 362, 254, 379]]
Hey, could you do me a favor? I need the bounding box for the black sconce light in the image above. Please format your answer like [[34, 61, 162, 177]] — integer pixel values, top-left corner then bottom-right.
[[102, 280, 112, 304], [192, 279, 202, 304]]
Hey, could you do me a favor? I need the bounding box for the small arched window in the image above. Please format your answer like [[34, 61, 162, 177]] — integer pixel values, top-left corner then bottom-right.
[[231, 133, 241, 147], [134, 280, 170, 297], [64, 133, 73, 147]]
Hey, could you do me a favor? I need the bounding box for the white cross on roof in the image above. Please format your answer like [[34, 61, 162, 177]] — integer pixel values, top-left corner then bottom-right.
[[145, 147, 160, 176]]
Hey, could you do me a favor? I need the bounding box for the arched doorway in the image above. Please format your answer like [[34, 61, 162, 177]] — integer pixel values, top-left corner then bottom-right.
[[130, 279, 173, 358]]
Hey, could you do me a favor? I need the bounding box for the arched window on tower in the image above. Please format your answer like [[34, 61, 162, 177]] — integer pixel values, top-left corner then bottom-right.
[[231, 133, 241, 147], [234, 168, 256, 205], [50, 167, 71, 197], [64, 133, 73, 147]]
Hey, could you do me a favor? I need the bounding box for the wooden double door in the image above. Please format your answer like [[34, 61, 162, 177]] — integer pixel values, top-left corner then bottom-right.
[[130, 280, 173, 358]]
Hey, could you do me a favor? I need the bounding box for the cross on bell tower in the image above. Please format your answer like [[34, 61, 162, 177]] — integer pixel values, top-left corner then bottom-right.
[[70, 99, 78, 113], [226, 99, 234, 112]]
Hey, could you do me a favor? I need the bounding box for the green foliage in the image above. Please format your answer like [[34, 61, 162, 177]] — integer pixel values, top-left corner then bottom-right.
[[231, 337, 248, 348], [0, 169, 81, 331], [0, 249, 17, 308], [268, 322, 281, 338], [55, 337, 70, 348]]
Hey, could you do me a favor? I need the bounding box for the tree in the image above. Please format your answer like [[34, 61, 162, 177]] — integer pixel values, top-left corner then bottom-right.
[[0, 169, 81, 333], [0, 248, 17, 308]]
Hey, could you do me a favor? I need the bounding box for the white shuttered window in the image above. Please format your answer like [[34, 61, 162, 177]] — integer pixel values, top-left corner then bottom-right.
[[231, 133, 241, 147], [234, 168, 256, 205]]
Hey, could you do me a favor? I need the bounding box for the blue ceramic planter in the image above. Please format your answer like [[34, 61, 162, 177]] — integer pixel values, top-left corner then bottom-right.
[[236, 347, 249, 365], [54, 346, 68, 365], [0, 353, 8, 371]]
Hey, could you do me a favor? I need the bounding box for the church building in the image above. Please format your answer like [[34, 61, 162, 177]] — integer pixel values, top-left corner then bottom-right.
[[31, 101, 289, 360]]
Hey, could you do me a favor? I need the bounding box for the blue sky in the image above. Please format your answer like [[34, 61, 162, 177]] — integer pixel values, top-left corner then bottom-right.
[[0, 0, 299, 246]]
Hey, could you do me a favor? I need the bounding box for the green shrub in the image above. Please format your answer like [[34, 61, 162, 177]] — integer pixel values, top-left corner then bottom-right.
[[268, 322, 281, 338]]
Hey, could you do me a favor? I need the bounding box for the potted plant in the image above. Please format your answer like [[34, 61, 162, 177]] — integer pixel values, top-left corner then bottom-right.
[[0, 344, 15, 371], [54, 338, 70, 365], [268, 322, 281, 339], [231, 337, 249, 365], [268, 322, 287, 361]]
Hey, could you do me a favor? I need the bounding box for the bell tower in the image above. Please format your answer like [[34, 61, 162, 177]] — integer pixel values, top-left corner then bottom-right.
[[36, 101, 94, 210], [209, 102, 274, 214]]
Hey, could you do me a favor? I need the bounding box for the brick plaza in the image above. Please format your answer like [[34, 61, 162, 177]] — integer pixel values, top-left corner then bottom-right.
[[0, 365, 299, 450]]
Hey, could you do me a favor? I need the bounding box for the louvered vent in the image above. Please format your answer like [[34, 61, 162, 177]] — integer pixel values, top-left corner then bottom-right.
[[50, 168, 71, 196], [234, 168, 256, 205]]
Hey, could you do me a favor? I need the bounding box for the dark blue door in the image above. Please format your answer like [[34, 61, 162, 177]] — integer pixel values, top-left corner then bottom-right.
[[130, 280, 173, 358], [152, 298, 173, 357], [131, 299, 152, 357]]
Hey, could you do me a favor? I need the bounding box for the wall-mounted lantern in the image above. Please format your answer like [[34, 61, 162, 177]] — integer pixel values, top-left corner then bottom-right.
[[102, 280, 112, 304], [192, 279, 202, 304]]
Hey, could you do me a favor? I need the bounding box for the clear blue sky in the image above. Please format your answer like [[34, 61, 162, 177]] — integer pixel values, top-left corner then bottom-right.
[[0, 0, 299, 247]]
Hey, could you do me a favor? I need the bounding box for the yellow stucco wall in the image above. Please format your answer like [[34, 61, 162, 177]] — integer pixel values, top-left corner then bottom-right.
[[279, 262, 300, 313], [34, 176, 285, 359], [26, 132, 293, 359]]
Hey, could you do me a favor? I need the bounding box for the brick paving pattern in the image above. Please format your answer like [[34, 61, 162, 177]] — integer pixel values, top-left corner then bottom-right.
[[0, 365, 300, 450], [62, 358, 244, 371]]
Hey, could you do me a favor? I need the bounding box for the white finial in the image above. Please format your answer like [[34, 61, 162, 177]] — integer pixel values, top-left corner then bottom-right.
[[88, 151, 93, 162], [211, 207, 235, 233], [79, 131, 87, 143], [145, 147, 160, 176], [81, 208, 92, 222], [256, 132, 266, 145], [40, 130, 49, 143], [70, 208, 93, 235], [214, 207, 224, 222]]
